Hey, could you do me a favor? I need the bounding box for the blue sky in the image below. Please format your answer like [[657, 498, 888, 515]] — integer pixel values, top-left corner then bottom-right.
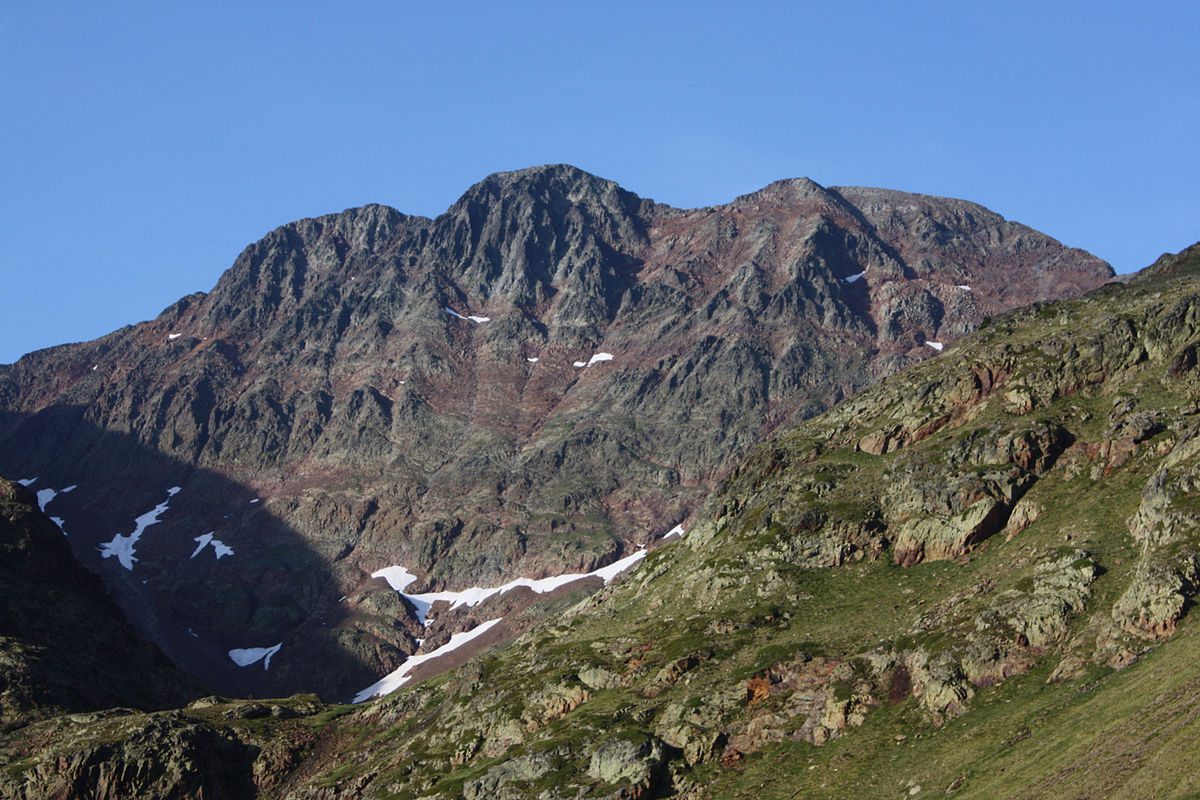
[[1, 2, 1196, 363]]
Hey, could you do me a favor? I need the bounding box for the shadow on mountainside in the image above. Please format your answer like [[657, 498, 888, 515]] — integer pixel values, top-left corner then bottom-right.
[[0, 407, 400, 702]]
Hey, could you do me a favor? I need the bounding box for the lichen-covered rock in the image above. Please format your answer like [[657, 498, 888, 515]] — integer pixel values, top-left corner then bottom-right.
[[578, 665, 623, 691], [904, 649, 975, 721], [1003, 497, 1042, 539], [998, 549, 1099, 648], [1113, 429, 1200, 638], [524, 683, 592, 729], [882, 423, 1070, 565], [642, 652, 708, 698], [586, 735, 666, 792], [1113, 556, 1199, 639], [462, 745, 572, 800]]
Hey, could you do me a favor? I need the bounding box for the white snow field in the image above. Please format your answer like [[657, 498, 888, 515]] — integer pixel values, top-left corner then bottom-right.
[[229, 642, 282, 670], [98, 486, 182, 570]]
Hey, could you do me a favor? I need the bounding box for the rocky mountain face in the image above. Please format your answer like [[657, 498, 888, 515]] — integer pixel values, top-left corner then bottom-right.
[[0, 166, 1112, 700], [3, 242, 1194, 800], [0, 478, 196, 727]]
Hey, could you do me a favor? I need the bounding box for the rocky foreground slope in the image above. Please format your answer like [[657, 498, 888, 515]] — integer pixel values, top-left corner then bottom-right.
[[0, 166, 1111, 699], [3, 244, 1196, 798]]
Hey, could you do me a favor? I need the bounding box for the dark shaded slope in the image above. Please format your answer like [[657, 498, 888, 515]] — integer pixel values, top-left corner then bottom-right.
[[0, 478, 197, 726], [0, 413, 419, 702]]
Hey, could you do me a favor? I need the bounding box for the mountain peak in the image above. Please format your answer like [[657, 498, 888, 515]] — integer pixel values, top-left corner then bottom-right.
[[456, 163, 641, 208], [735, 176, 829, 203], [480, 162, 606, 184]]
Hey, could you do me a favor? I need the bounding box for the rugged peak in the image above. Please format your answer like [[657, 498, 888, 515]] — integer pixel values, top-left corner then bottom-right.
[[197, 202, 427, 333], [473, 162, 612, 188], [275, 203, 417, 252], [434, 164, 650, 311], [450, 163, 644, 215], [731, 176, 832, 206]]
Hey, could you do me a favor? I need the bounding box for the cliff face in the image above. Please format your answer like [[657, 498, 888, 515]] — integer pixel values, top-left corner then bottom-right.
[[0, 165, 1112, 698]]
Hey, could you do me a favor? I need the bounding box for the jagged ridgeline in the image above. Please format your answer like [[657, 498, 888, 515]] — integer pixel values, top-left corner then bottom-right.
[[4, 243, 1197, 797], [0, 165, 1112, 702]]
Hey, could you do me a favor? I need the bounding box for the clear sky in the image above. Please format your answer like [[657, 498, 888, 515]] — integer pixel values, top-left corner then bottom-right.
[[1, 2, 1196, 364]]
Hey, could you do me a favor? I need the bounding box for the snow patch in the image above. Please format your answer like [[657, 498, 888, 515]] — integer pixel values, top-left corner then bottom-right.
[[590, 549, 648, 582], [926, 341, 945, 352], [36, 488, 57, 512], [444, 307, 490, 324], [957, 285, 972, 291], [526, 357, 539, 363], [168, 333, 182, 340], [191, 532, 234, 560], [98, 488, 180, 570], [353, 618, 502, 702], [25, 479, 72, 533], [587, 352, 614, 366], [661, 524, 686, 540], [229, 642, 282, 670], [843, 270, 867, 284], [374, 565, 419, 593], [372, 547, 648, 626], [574, 352, 614, 369], [249, 498, 260, 504]]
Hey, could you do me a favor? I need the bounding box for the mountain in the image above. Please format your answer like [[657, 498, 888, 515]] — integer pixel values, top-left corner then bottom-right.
[[406, 242, 1200, 800], [2, 239, 1193, 798], [0, 477, 196, 726], [283, 240, 1193, 799], [0, 165, 1113, 700], [7, 222, 1200, 800]]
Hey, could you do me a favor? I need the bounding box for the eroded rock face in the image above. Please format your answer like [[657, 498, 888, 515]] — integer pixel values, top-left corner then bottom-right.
[[0, 165, 1112, 698]]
